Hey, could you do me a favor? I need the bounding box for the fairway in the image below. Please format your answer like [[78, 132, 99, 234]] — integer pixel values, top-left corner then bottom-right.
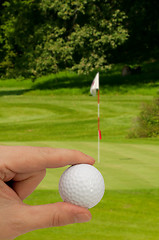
[[0, 94, 154, 142], [0, 81, 159, 239]]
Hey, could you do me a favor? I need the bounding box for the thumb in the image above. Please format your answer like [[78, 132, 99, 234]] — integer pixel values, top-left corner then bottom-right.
[[16, 202, 91, 236]]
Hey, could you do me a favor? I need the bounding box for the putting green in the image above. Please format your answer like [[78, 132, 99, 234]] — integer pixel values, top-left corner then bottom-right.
[[31, 141, 159, 191], [1, 141, 158, 191]]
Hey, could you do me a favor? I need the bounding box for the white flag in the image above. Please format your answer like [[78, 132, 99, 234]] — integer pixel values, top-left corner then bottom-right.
[[90, 72, 99, 96]]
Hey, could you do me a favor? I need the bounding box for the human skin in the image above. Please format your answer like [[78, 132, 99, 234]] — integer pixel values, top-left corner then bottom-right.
[[0, 146, 95, 240]]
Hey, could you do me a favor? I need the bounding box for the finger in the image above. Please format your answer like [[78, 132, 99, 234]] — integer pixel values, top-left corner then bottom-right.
[[14, 202, 92, 237], [2, 146, 95, 174], [12, 170, 46, 200]]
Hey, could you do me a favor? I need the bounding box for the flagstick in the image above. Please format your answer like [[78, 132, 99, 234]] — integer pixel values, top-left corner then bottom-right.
[[98, 89, 100, 163], [90, 72, 100, 163]]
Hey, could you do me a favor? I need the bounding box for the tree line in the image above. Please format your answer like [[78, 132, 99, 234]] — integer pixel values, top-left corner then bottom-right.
[[0, 0, 158, 79]]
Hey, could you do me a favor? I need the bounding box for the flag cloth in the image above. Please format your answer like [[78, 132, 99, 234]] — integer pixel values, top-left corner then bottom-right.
[[90, 72, 99, 96]]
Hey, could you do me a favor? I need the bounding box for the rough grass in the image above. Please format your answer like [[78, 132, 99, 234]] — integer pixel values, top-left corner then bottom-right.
[[128, 97, 159, 138]]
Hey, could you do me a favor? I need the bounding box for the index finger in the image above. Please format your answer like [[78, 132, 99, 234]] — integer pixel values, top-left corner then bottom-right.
[[1, 146, 95, 174]]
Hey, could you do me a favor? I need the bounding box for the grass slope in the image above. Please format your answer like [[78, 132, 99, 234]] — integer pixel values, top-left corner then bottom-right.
[[0, 60, 159, 96]]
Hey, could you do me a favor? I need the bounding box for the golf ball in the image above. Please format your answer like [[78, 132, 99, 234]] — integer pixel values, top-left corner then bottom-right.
[[59, 164, 105, 209]]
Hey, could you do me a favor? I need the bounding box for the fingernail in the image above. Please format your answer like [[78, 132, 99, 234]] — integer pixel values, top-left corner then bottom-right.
[[75, 213, 91, 223]]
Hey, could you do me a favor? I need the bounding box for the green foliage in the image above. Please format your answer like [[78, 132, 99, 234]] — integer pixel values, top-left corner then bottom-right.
[[0, 0, 44, 77], [36, 1, 128, 75], [0, 0, 128, 78], [1, 0, 159, 77], [128, 97, 159, 138]]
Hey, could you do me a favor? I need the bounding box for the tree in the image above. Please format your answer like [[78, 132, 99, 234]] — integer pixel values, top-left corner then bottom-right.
[[35, 0, 129, 75], [112, 0, 159, 62], [0, 0, 128, 78]]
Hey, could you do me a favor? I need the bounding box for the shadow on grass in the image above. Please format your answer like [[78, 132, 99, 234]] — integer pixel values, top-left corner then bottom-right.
[[0, 89, 31, 97], [32, 74, 90, 91], [0, 61, 159, 96], [32, 62, 159, 91]]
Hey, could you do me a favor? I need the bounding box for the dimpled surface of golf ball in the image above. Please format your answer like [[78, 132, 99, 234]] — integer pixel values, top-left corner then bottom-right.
[[59, 164, 105, 209]]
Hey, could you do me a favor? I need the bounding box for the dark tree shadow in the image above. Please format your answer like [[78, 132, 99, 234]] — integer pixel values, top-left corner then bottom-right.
[[0, 89, 31, 97], [0, 61, 159, 96], [32, 64, 159, 92]]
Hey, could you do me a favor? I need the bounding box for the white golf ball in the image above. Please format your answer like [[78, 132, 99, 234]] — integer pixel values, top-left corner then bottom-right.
[[59, 164, 105, 209]]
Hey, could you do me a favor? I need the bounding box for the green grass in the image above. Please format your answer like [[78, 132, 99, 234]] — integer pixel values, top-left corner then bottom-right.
[[15, 189, 159, 240], [0, 95, 157, 142], [0, 60, 159, 239], [0, 60, 159, 96]]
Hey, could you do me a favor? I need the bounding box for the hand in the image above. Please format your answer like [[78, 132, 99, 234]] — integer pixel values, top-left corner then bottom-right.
[[0, 146, 95, 240]]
